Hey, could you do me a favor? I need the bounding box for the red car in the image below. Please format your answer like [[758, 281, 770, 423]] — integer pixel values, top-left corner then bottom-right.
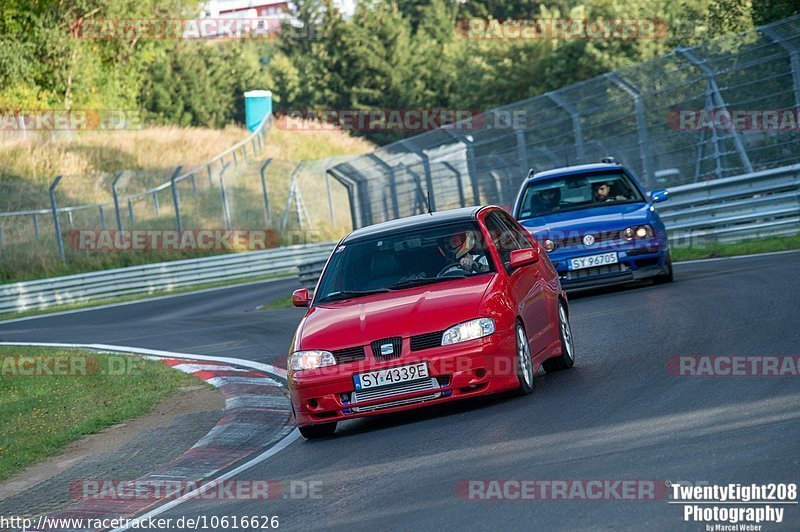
[[288, 206, 575, 438]]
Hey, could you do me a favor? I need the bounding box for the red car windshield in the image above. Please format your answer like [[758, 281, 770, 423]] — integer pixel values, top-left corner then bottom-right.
[[518, 171, 645, 220], [315, 222, 495, 303]]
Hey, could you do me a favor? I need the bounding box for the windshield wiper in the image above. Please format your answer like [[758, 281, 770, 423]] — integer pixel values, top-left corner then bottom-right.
[[388, 275, 467, 290], [318, 289, 390, 302]]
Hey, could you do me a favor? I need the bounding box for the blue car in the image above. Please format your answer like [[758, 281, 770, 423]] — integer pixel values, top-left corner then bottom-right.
[[512, 160, 673, 290]]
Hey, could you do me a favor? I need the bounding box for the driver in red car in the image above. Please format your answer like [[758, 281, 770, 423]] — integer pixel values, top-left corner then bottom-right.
[[439, 231, 489, 274]]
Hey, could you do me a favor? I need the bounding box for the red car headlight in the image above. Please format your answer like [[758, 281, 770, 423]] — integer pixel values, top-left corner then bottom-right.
[[289, 350, 337, 371], [441, 318, 495, 346]]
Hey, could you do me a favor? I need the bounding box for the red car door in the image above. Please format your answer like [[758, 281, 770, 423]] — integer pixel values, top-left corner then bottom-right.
[[484, 210, 551, 356], [496, 210, 554, 355]]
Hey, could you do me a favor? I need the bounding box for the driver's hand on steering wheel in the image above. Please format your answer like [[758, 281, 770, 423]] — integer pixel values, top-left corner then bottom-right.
[[459, 254, 475, 271]]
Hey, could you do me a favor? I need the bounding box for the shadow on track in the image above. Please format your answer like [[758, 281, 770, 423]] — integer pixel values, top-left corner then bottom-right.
[[566, 278, 675, 300], [300, 365, 589, 442]]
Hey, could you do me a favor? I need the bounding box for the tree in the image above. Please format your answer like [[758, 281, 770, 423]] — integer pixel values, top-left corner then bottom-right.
[[751, 0, 800, 26]]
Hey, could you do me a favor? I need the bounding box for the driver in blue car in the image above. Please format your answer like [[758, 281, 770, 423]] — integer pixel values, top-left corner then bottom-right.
[[438, 231, 489, 274], [537, 187, 561, 212]]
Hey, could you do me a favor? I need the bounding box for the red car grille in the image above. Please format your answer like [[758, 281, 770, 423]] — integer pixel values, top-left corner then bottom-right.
[[370, 337, 403, 360], [350, 378, 442, 412], [331, 346, 366, 364], [333, 330, 446, 365], [410, 330, 444, 351]]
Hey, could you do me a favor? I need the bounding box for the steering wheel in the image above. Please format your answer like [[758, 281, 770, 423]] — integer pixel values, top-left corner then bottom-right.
[[437, 262, 467, 277]]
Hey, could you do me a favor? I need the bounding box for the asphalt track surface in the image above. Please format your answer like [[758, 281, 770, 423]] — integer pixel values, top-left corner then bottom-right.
[[1, 252, 799, 531]]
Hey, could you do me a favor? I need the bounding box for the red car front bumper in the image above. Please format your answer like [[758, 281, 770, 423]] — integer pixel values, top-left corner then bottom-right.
[[289, 330, 520, 426]]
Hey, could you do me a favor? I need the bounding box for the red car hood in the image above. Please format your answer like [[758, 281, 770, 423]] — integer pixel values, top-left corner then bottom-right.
[[298, 275, 495, 350]]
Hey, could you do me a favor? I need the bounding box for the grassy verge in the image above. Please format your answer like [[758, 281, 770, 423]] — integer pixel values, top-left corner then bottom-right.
[[0, 125, 372, 283], [0, 126, 249, 212], [0, 272, 291, 322], [0, 237, 315, 283], [0, 346, 203, 482], [257, 295, 294, 310], [672, 233, 800, 261]]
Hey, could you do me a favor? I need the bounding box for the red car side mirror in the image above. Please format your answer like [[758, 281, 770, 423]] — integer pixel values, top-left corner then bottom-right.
[[292, 288, 311, 308], [509, 248, 539, 270]]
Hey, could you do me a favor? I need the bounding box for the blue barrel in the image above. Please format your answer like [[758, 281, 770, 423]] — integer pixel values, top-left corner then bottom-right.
[[244, 90, 272, 132]]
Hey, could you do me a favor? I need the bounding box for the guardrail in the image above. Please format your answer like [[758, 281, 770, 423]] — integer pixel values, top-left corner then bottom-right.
[[287, 165, 800, 292], [0, 242, 334, 314], [298, 259, 328, 290], [660, 164, 800, 243], [3, 163, 798, 315]]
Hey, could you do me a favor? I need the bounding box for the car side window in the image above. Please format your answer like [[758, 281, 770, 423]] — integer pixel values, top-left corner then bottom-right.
[[484, 212, 520, 270], [495, 210, 534, 250]]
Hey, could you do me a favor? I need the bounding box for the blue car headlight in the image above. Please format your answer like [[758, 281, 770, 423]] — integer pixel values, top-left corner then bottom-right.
[[623, 225, 653, 240]]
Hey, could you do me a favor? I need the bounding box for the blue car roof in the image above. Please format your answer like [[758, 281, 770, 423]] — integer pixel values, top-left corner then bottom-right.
[[528, 163, 626, 182]]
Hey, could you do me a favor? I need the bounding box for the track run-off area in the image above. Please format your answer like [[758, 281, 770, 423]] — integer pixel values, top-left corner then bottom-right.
[[1, 251, 798, 531]]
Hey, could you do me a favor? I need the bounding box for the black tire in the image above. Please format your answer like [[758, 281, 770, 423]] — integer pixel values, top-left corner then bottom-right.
[[542, 301, 575, 373], [298, 422, 337, 439], [653, 252, 674, 284], [514, 321, 535, 395]]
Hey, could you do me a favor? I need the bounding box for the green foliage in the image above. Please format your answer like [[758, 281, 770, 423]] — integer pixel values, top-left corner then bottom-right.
[[751, 0, 800, 26], [0, 0, 268, 127], [267, 0, 800, 144], [460, 0, 568, 18], [138, 42, 272, 127], [0, 0, 194, 110], [1, 0, 798, 135]]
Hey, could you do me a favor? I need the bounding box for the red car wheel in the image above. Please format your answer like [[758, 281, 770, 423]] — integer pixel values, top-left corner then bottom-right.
[[515, 321, 535, 395], [543, 301, 575, 373]]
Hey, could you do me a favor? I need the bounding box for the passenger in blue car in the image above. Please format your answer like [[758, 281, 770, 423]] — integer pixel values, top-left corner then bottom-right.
[[592, 181, 627, 203]]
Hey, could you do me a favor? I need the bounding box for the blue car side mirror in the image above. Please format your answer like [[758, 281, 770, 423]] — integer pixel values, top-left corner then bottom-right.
[[649, 189, 669, 203]]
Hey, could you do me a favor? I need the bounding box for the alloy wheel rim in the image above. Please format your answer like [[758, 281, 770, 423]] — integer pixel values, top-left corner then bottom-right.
[[517, 325, 533, 387], [560, 305, 574, 361]]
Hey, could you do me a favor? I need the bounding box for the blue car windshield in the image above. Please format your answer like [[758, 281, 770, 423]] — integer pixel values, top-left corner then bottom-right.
[[518, 172, 645, 220], [315, 222, 495, 304]]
